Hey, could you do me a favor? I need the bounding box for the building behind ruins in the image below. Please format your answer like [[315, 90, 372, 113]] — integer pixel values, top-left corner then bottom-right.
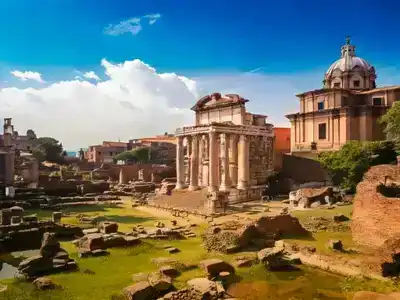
[[273, 127, 290, 170], [175, 93, 275, 205], [86, 141, 128, 163], [286, 37, 400, 158]]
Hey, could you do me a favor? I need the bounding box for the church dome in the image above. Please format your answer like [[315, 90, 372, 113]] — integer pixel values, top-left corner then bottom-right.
[[323, 37, 376, 90], [326, 56, 372, 77]]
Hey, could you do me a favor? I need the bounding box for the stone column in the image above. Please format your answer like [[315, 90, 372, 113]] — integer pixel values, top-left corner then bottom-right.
[[175, 136, 185, 189], [208, 132, 218, 192], [237, 134, 249, 190], [198, 135, 204, 186], [184, 136, 191, 185], [219, 133, 229, 191], [202, 135, 209, 187], [189, 135, 199, 191], [229, 134, 238, 187]]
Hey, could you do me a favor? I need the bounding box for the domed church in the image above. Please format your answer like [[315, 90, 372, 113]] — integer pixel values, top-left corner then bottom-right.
[[286, 37, 400, 157]]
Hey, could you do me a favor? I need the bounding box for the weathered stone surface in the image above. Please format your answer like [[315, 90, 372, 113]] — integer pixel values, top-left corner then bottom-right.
[[18, 255, 54, 277], [327, 239, 343, 251], [148, 272, 173, 293], [132, 272, 149, 282], [159, 265, 179, 278], [33, 277, 56, 290], [40, 232, 61, 257], [257, 247, 284, 263], [98, 221, 118, 234], [82, 228, 99, 235], [352, 291, 395, 300], [233, 256, 257, 268], [199, 259, 234, 277], [123, 281, 155, 300], [352, 165, 400, 248], [52, 212, 62, 223], [77, 233, 105, 251], [187, 277, 224, 297]]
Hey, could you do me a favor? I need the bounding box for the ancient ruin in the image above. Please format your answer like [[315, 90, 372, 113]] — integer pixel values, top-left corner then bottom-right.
[[175, 93, 275, 211], [352, 165, 400, 248]]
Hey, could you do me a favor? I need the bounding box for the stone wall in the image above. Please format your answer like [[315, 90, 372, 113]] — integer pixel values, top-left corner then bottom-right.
[[281, 154, 330, 184], [109, 164, 175, 182], [227, 186, 264, 204], [352, 165, 400, 248], [249, 136, 274, 185]]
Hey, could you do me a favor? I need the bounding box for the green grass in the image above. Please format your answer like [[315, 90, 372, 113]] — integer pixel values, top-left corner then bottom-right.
[[284, 205, 358, 255], [1, 204, 399, 300]]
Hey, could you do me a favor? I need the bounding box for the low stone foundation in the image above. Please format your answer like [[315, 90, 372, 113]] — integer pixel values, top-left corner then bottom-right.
[[227, 186, 264, 204]]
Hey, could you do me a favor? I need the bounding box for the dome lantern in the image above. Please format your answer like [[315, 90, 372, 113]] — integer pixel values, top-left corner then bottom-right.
[[323, 37, 376, 90]]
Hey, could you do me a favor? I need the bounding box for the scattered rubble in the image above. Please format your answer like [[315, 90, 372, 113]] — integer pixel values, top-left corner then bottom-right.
[[352, 165, 400, 248], [33, 277, 56, 290], [17, 232, 77, 278], [202, 215, 308, 253], [301, 216, 350, 233]]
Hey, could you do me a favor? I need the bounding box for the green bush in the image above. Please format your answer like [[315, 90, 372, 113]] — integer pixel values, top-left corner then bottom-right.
[[317, 140, 397, 192]]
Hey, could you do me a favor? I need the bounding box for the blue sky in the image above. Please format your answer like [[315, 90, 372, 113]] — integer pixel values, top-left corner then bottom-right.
[[0, 0, 399, 149]]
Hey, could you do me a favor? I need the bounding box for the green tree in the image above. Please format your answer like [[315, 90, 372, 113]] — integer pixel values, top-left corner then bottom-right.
[[317, 140, 396, 192], [114, 147, 151, 163], [31, 137, 64, 163], [379, 102, 400, 152]]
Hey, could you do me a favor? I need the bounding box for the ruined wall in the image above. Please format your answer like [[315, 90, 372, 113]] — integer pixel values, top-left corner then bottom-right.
[[352, 165, 400, 248], [109, 164, 175, 182], [249, 136, 274, 185], [281, 154, 330, 184]]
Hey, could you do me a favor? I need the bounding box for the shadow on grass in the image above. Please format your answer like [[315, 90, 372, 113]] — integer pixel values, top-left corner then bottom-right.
[[282, 233, 316, 242], [94, 215, 154, 224], [26, 204, 125, 218]]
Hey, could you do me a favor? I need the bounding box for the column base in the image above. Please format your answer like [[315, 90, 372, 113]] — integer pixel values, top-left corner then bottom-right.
[[175, 182, 186, 190], [219, 184, 229, 191], [237, 181, 248, 190], [208, 186, 218, 192], [188, 185, 199, 191]]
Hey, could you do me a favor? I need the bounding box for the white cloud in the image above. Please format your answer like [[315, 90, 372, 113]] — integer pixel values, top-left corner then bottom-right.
[[83, 71, 100, 81], [10, 70, 45, 83], [104, 18, 142, 36], [104, 13, 161, 36], [2, 58, 398, 150], [0, 59, 197, 149], [144, 13, 161, 25]]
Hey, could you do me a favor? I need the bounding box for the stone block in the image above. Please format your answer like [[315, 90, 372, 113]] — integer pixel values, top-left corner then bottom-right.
[[98, 221, 118, 234], [11, 216, 22, 225], [199, 259, 235, 277], [123, 281, 155, 300], [52, 212, 62, 223]]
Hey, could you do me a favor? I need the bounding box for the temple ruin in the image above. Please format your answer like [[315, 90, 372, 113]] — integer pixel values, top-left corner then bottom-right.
[[175, 93, 275, 208]]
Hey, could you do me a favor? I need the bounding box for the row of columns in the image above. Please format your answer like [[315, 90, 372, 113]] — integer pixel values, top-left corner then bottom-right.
[[176, 132, 250, 192]]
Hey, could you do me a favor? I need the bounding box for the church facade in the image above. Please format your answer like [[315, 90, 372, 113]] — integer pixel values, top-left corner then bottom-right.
[[286, 38, 400, 157]]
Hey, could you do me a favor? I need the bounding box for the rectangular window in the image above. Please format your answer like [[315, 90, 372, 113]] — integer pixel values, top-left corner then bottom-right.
[[318, 123, 327, 140], [97, 152, 101, 156], [109, 152, 113, 156], [353, 80, 360, 88], [334, 82, 340, 88], [373, 97, 383, 106], [317, 101, 324, 110]]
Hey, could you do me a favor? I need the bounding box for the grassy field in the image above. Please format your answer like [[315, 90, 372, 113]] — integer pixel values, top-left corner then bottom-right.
[[285, 205, 358, 255], [0, 203, 399, 300]]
